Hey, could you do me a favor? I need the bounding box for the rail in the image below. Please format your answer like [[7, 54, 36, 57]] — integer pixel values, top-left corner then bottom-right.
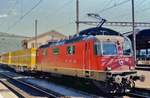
[[0, 72, 62, 98], [126, 88, 150, 98]]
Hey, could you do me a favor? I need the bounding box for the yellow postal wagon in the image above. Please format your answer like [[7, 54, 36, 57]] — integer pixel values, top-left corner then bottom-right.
[[0, 52, 11, 65], [10, 48, 36, 72]]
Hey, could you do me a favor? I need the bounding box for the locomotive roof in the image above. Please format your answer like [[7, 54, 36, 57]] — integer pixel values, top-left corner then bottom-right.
[[79, 27, 122, 36], [39, 27, 123, 48], [95, 35, 124, 43]]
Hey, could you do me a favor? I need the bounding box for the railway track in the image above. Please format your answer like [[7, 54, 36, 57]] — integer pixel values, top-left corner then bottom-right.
[[0, 71, 63, 98], [136, 67, 150, 71], [127, 92, 150, 98], [0, 68, 99, 98], [125, 88, 150, 98], [0, 67, 149, 98]]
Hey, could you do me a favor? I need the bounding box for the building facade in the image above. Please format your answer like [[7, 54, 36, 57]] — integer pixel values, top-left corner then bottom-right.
[[23, 31, 66, 48], [0, 32, 28, 53]]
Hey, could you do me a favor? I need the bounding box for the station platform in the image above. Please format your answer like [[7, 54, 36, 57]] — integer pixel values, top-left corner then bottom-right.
[[135, 70, 150, 89], [0, 82, 18, 98]]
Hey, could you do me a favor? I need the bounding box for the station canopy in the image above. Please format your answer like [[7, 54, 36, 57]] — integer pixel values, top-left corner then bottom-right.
[[126, 29, 150, 50]]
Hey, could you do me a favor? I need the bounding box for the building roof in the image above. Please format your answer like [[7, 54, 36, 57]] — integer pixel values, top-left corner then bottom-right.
[[0, 32, 28, 53], [27, 30, 66, 42]]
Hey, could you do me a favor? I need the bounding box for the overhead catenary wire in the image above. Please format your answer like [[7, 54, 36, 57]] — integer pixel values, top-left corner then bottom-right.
[[97, 0, 130, 13], [54, 21, 74, 30], [80, 0, 113, 20], [112, 0, 149, 21], [97, 0, 114, 13], [2, 0, 150, 36], [4, 0, 73, 34], [135, 0, 146, 7], [134, 6, 150, 21], [114, 0, 150, 22], [45, 0, 73, 23], [6, 0, 43, 32], [80, 0, 130, 22], [46, 0, 73, 17], [0, 0, 18, 27], [45, 0, 74, 33]]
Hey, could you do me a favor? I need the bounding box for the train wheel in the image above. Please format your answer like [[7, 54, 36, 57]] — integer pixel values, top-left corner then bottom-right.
[[129, 80, 135, 89], [92, 80, 127, 94]]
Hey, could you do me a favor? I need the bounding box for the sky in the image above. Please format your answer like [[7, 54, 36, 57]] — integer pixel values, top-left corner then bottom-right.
[[0, 0, 150, 37]]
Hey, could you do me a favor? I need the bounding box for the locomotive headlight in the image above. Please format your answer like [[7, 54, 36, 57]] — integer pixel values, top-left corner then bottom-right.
[[130, 66, 134, 70], [107, 67, 112, 71]]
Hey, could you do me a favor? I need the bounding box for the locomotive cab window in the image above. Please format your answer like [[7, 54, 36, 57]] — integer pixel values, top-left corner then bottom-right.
[[67, 46, 75, 55], [94, 41, 117, 56], [102, 42, 117, 55], [123, 37, 133, 56]]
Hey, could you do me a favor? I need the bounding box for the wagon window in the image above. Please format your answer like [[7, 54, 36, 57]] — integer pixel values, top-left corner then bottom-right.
[[67, 46, 75, 55], [53, 48, 59, 55]]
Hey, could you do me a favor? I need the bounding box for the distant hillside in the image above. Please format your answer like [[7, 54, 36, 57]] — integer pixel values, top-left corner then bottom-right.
[[0, 32, 28, 38], [0, 32, 29, 53]]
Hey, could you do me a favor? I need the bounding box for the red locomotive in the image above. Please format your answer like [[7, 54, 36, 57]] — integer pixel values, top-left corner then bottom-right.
[[36, 27, 143, 93]]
